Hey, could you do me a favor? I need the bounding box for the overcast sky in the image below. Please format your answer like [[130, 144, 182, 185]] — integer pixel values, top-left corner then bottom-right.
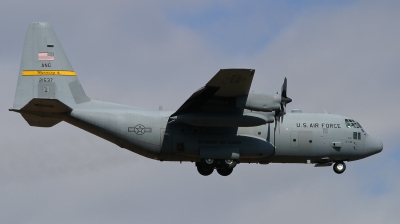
[[1, 0, 400, 223]]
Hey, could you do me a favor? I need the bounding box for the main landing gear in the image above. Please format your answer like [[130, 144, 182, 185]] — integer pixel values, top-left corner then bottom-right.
[[333, 161, 346, 174], [196, 159, 237, 176]]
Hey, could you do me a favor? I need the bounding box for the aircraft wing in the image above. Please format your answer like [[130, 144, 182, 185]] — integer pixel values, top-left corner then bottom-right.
[[171, 69, 255, 117]]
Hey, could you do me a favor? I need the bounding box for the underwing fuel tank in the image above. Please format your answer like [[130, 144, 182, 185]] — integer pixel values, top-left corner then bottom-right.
[[171, 112, 274, 127]]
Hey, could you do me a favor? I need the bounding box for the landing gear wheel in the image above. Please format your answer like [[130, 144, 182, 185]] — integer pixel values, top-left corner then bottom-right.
[[200, 158, 216, 169], [197, 165, 214, 176], [205, 159, 214, 165], [225, 159, 233, 165], [333, 161, 346, 174], [223, 159, 237, 169], [217, 168, 233, 176]]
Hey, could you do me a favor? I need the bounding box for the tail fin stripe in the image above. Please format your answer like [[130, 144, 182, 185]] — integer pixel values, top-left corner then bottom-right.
[[22, 70, 76, 76]]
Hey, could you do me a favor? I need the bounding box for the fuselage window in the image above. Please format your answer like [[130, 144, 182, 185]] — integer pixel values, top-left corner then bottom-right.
[[353, 132, 357, 139], [358, 132, 361, 140]]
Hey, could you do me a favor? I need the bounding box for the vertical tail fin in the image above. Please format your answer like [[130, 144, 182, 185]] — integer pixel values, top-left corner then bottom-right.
[[13, 22, 90, 110], [11, 22, 90, 127]]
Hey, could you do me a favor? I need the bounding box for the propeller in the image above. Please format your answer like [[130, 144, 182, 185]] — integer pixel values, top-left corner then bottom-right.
[[274, 77, 292, 133]]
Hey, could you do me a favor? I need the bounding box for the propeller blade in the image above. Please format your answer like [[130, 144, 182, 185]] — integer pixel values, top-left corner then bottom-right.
[[274, 113, 281, 133], [281, 77, 288, 98], [278, 101, 285, 123], [281, 77, 292, 104], [275, 78, 291, 131], [279, 77, 291, 124], [277, 117, 280, 133]]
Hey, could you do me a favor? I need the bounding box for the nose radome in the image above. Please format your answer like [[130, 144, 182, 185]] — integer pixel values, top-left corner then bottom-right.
[[364, 135, 383, 155]]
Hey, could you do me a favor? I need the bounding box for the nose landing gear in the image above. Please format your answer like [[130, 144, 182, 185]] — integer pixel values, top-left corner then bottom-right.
[[196, 159, 237, 176], [333, 161, 346, 174]]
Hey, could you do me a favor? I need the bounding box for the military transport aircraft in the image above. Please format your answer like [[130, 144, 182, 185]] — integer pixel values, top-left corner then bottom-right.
[[10, 22, 383, 176]]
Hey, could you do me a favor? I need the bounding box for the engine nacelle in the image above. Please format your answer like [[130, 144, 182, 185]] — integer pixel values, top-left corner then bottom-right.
[[236, 92, 282, 112]]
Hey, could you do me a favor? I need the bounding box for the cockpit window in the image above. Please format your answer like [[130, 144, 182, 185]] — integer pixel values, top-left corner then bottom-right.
[[345, 119, 350, 128], [345, 119, 362, 129]]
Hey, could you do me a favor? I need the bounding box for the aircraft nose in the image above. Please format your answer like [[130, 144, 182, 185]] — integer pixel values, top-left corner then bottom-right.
[[364, 135, 383, 155]]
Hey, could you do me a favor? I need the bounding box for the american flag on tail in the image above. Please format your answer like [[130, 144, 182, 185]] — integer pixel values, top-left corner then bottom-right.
[[38, 52, 54, 61]]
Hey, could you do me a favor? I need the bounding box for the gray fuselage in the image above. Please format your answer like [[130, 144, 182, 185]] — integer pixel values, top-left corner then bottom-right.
[[64, 101, 382, 165]]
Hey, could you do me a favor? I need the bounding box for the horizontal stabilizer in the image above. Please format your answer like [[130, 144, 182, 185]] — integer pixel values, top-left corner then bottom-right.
[[16, 98, 72, 113], [21, 114, 62, 127], [10, 98, 71, 127]]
